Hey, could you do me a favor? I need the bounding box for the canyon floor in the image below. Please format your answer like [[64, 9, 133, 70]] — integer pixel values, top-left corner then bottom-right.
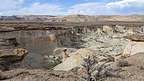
[[0, 21, 144, 81]]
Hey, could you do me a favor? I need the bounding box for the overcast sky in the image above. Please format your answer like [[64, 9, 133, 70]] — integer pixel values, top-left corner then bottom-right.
[[0, 0, 143, 16]]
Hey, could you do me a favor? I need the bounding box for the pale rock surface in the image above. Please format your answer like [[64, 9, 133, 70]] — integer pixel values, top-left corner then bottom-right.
[[123, 41, 144, 56], [53, 49, 93, 71], [103, 25, 113, 36]]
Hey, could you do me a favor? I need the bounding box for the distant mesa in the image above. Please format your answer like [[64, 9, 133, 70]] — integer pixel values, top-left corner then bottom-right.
[[0, 14, 144, 22]]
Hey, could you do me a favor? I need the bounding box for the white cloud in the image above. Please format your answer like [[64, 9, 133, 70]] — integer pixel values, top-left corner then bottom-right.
[[1, 2, 64, 15], [84, 0, 89, 1], [0, 13, 3, 15], [19, 0, 24, 3], [107, 0, 144, 8], [106, 0, 144, 14], [17, 3, 64, 15], [0, 0, 144, 15], [0, 0, 24, 11], [66, 3, 117, 15], [66, 0, 144, 15]]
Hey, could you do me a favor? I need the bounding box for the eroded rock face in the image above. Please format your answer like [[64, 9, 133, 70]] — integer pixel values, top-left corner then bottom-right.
[[104, 53, 144, 81], [0, 38, 28, 71], [123, 34, 144, 41], [0, 21, 144, 81], [0, 48, 28, 71], [80, 27, 129, 56], [0, 69, 86, 81], [0, 38, 18, 49], [53, 25, 143, 71]]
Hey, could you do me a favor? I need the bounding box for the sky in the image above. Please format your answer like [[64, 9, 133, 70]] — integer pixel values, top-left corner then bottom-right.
[[0, 0, 144, 16]]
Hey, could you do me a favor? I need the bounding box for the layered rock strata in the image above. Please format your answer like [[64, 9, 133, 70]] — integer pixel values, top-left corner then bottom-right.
[[0, 38, 28, 71]]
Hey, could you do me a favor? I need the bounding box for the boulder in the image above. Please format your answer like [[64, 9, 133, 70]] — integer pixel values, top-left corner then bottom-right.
[[52, 48, 77, 61], [53, 49, 93, 71]]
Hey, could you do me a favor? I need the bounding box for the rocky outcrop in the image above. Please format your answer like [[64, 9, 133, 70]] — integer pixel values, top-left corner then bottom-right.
[[54, 49, 93, 71], [123, 34, 144, 56], [3, 51, 142, 81], [53, 48, 115, 72], [123, 41, 144, 56], [104, 52, 144, 81], [0, 37, 28, 71], [0, 48, 28, 71], [123, 34, 144, 41], [0, 69, 86, 81]]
